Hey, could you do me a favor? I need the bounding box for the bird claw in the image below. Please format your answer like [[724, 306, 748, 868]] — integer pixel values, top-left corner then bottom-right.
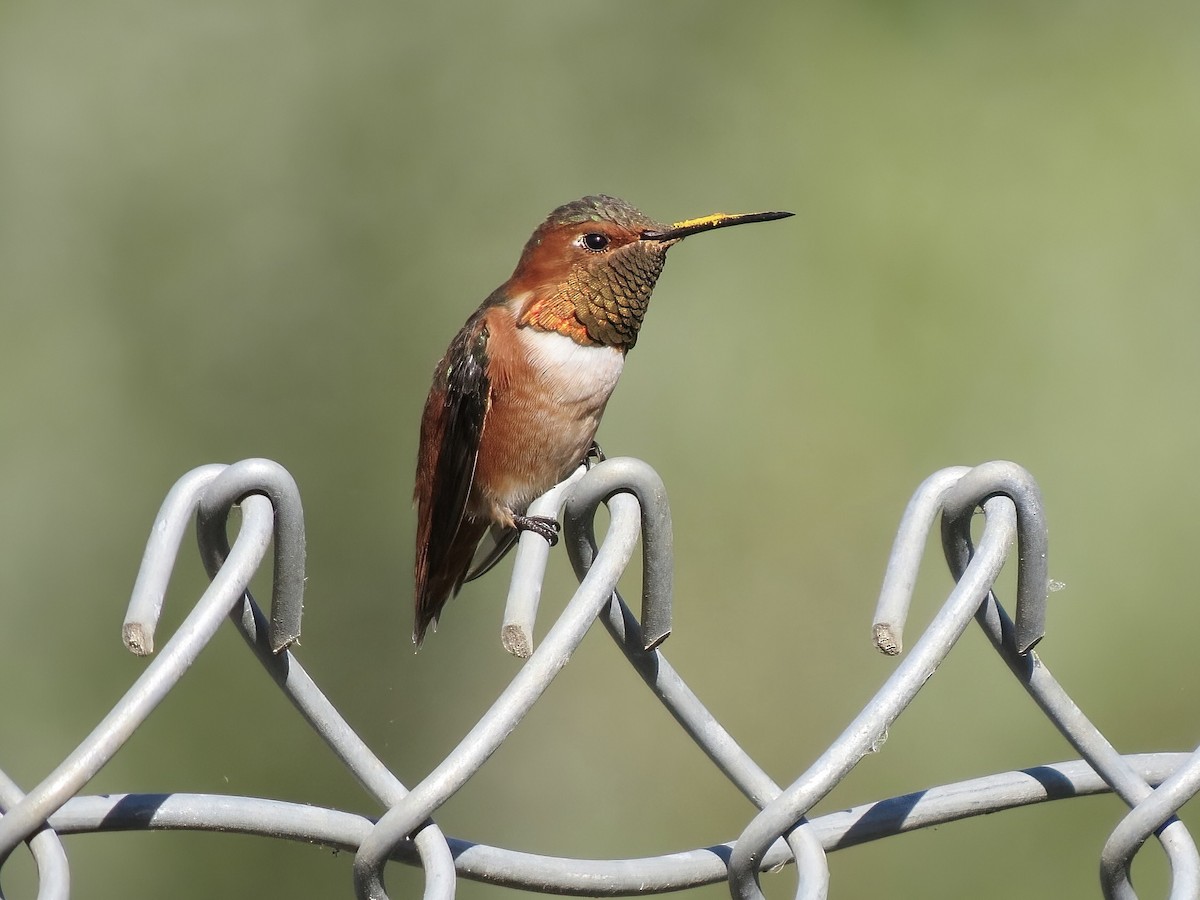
[[584, 441, 607, 469], [513, 514, 561, 547]]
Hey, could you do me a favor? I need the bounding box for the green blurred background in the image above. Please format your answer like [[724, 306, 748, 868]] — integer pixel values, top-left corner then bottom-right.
[[2, 1, 1199, 897]]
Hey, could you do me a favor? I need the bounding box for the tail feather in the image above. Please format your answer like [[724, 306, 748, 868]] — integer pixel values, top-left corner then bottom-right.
[[465, 524, 518, 583], [413, 517, 489, 647]]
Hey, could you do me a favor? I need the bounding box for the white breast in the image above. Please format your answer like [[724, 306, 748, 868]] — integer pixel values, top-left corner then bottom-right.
[[518, 329, 625, 405]]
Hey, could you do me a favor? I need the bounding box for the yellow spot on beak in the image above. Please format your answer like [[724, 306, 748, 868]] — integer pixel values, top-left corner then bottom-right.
[[669, 213, 737, 231]]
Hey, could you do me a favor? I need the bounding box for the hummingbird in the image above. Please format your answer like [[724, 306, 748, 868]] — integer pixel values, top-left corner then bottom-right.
[[413, 195, 792, 645]]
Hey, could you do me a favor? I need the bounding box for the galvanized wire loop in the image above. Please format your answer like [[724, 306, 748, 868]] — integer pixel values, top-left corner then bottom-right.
[[0, 767, 70, 900], [0, 491, 276, 865], [568, 458, 829, 894], [222, 571, 459, 900], [938, 460, 1049, 654], [123, 459, 306, 657], [125, 462, 455, 897], [874, 461, 1200, 895], [984, 597, 1200, 897], [562, 456, 674, 651], [352, 481, 645, 900], [1100, 744, 1200, 900], [966, 532, 1200, 897], [193, 458, 307, 654], [728, 494, 1019, 900]]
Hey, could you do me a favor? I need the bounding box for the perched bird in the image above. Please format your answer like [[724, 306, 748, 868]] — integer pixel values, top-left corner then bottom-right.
[[413, 195, 792, 645]]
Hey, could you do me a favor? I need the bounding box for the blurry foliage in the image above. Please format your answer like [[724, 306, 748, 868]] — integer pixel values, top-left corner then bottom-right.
[[2, 1, 1199, 898]]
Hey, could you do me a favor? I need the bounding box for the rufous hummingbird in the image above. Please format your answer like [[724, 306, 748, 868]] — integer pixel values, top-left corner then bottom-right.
[[413, 195, 792, 645]]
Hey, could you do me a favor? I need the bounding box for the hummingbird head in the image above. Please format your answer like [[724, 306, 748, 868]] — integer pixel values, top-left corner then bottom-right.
[[510, 195, 792, 350]]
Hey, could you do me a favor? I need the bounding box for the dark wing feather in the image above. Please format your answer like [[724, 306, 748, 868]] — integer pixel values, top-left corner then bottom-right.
[[464, 523, 519, 583], [413, 313, 492, 645]]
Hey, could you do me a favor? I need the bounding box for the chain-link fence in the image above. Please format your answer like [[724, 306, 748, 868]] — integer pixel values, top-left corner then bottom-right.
[[1, 456, 1195, 900]]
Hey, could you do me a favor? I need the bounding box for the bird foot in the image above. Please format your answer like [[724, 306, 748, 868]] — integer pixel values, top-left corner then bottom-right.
[[583, 440, 607, 468], [513, 514, 561, 546]]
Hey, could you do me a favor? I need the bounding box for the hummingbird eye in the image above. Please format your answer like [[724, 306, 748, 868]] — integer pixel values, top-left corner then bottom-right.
[[580, 232, 610, 252]]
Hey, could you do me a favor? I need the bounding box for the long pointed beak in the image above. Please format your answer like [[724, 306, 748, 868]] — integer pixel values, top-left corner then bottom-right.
[[640, 209, 793, 242]]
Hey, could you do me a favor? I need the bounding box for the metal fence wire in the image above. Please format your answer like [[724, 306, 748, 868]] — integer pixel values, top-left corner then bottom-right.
[[1, 456, 1198, 900]]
